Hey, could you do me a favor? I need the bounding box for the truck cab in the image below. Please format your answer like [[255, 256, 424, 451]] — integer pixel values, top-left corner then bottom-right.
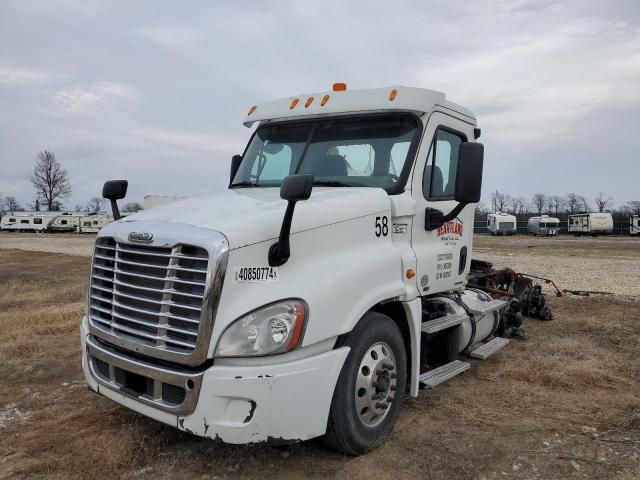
[[81, 85, 507, 455]]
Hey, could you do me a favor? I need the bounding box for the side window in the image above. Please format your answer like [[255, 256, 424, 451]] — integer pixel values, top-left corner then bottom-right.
[[9, 218, 16, 223], [83, 221, 92, 227], [61, 220, 67, 225], [21, 219, 29, 224], [423, 128, 465, 199], [251, 144, 294, 181], [34, 218, 43, 225]]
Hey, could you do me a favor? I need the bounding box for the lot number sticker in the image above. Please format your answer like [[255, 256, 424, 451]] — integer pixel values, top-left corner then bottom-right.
[[234, 266, 280, 283]]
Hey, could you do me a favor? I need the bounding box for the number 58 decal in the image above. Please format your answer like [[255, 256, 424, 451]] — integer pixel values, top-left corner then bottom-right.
[[375, 216, 388, 237]]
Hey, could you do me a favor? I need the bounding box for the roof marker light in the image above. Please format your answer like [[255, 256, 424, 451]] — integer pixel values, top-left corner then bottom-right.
[[321, 94, 330, 106], [289, 98, 299, 109], [305, 96, 314, 108], [389, 89, 398, 101], [247, 105, 257, 116], [332, 82, 347, 92]]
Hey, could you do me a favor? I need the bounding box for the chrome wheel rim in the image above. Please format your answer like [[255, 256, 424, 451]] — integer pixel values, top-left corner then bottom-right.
[[354, 341, 397, 427]]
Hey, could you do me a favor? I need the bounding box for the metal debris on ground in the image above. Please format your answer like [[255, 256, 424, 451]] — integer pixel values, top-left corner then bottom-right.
[[562, 289, 615, 297], [467, 259, 559, 339]]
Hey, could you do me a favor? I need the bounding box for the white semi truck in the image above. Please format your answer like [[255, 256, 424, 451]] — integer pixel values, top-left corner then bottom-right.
[[81, 85, 510, 455]]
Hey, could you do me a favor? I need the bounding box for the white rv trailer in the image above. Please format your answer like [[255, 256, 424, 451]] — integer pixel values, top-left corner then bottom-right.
[[567, 212, 613, 236], [0, 211, 58, 232], [630, 215, 640, 236], [49, 212, 83, 232], [82, 84, 513, 455], [487, 212, 517, 235], [527, 215, 560, 236], [78, 213, 113, 233]]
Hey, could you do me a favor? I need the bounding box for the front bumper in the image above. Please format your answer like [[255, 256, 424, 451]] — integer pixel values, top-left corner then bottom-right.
[[81, 317, 349, 444]]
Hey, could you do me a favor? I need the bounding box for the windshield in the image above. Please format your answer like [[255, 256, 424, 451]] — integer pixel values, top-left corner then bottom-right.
[[231, 114, 420, 192]]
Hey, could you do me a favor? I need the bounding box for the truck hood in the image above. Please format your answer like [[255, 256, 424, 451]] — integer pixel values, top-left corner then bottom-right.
[[120, 187, 391, 249]]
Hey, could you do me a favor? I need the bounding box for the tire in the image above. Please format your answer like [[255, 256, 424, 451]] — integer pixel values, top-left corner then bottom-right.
[[324, 311, 407, 456]]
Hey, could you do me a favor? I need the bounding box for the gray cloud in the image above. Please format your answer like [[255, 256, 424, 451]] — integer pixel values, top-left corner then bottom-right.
[[1, 0, 639, 209]]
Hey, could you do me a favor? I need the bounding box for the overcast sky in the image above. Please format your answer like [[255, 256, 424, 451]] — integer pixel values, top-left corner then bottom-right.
[[1, 0, 639, 211]]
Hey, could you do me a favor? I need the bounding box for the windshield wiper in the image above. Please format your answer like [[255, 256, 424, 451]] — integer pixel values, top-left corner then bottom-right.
[[229, 181, 257, 188], [312, 180, 352, 187]]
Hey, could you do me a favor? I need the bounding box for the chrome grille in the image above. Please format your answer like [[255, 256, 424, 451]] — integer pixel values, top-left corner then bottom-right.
[[89, 237, 209, 354]]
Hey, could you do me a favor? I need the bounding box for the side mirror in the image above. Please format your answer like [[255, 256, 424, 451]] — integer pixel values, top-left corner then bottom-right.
[[280, 173, 313, 202], [230, 155, 243, 184], [454, 142, 484, 203], [102, 180, 128, 220], [269, 174, 314, 266]]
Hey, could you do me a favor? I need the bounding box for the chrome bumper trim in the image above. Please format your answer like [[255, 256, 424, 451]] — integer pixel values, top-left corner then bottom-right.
[[86, 335, 203, 415]]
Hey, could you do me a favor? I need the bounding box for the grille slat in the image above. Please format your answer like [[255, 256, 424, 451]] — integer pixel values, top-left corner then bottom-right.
[[96, 288, 202, 312], [89, 237, 208, 354], [116, 246, 207, 261], [88, 308, 198, 337]]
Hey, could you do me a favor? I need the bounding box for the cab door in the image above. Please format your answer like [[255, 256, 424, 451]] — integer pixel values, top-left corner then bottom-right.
[[410, 112, 476, 296]]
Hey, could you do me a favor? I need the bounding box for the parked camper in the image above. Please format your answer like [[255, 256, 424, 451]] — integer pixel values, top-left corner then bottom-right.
[[630, 215, 640, 236], [487, 212, 517, 235], [0, 211, 58, 232], [568, 212, 613, 236], [49, 212, 83, 232], [78, 213, 113, 233], [527, 215, 560, 236]]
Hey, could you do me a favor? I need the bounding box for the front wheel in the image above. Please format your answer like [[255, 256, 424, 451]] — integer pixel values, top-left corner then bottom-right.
[[324, 312, 407, 455]]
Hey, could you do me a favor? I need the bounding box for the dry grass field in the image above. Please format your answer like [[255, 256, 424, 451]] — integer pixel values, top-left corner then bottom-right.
[[1, 234, 639, 479]]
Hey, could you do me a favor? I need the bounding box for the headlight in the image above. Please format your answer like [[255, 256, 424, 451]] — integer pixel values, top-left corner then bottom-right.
[[215, 300, 307, 357]]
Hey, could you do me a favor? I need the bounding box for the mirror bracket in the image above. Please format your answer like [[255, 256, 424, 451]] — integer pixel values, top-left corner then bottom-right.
[[268, 174, 314, 266], [424, 203, 468, 231]]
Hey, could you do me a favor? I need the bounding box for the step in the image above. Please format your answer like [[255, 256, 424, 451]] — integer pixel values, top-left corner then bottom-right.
[[469, 337, 509, 360], [460, 296, 507, 316], [419, 360, 471, 388], [421, 312, 469, 334]]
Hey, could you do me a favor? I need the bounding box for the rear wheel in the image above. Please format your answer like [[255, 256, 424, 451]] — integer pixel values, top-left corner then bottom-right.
[[324, 312, 407, 455]]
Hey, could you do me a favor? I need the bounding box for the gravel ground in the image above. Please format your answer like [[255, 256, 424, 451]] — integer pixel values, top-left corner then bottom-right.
[[474, 235, 640, 298], [0, 232, 95, 257]]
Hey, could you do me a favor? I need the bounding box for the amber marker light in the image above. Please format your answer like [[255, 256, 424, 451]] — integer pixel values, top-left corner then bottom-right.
[[321, 94, 330, 106], [305, 96, 314, 108], [406, 269, 416, 279], [285, 303, 307, 351], [332, 82, 347, 92], [289, 98, 299, 109], [389, 89, 398, 101], [247, 105, 257, 116]]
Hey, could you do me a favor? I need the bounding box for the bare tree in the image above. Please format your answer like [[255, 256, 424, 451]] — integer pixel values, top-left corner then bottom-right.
[[594, 192, 613, 212], [0, 193, 4, 214], [31, 198, 41, 211], [508, 197, 530, 215], [532, 193, 546, 215], [30, 150, 72, 210], [122, 201, 144, 213], [4, 196, 21, 213], [577, 195, 590, 213], [87, 197, 104, 213], [626, 200, 640, 216], [491, 190, 510, 212], [565, 193, 589, 215], [546, 195, 563, 216]]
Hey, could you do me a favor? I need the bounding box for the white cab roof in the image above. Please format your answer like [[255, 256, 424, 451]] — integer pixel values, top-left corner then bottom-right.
[[243, 86, 476, 127]]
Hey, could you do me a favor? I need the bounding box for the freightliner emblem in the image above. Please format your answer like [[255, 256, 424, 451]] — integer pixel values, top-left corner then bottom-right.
[[128, 232, 154, 243]]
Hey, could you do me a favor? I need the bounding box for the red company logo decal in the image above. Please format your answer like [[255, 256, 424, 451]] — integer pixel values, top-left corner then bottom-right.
[[437, 219, 463, 237]]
